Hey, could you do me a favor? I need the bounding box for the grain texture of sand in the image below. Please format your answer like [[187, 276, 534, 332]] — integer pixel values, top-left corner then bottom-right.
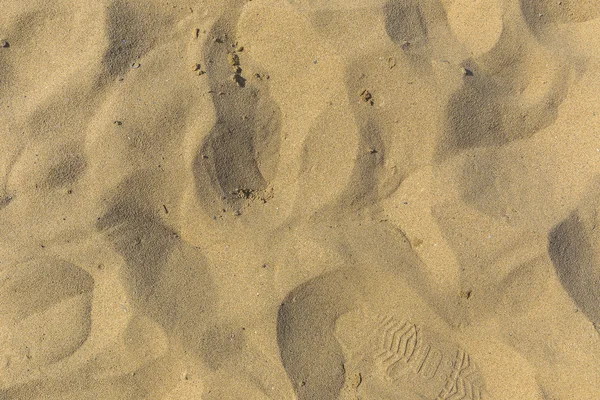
[[1, 0, 600, 399]]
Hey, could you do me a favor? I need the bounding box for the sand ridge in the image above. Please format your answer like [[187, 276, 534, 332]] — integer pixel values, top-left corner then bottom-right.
[[1, 0, 600, 398]]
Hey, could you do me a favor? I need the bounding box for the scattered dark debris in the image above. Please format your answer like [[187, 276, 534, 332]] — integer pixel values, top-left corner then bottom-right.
[[235, 210, 242, 216], [254, 73, 270, 80], [192, 63, 206, 75], [213, 37, 224, 43], [230, 187, 272, 205], [163, 204, 169, 214], [0, 195, 13, 207], [231, 42, 244, 52], [114, 120, 123, 126], [194, 28, 200, 38], [401, 41, 411, 51], [369, 148, 378, 154], [228, 50, 245, 87], [358, 89, 374, 105], [227, 53, 240, 67], [460, 290, 472, 300], [232, 188, 255, 199]]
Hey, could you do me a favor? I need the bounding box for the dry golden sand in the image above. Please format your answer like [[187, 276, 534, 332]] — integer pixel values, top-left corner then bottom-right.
[[1, 0, 600, 398]]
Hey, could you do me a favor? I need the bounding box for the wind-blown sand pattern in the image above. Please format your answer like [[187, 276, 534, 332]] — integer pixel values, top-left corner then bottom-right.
[[1, 0, 600, 398]]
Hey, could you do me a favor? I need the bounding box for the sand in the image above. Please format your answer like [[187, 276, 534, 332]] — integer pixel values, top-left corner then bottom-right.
[[1, 0, 600, 398]]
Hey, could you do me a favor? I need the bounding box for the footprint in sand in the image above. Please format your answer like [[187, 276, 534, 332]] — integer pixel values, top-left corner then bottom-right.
[[0, 257, 93, 388], [277, 262, 493, 400], [193, 7, 282, 218], [335, 309, 489, 400]]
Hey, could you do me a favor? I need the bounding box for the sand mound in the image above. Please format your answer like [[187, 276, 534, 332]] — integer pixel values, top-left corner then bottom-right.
[[1, 0, 600, 398]]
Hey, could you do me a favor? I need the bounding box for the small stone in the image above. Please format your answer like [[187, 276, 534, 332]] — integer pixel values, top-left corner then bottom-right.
[[192, 63, 201, 71], [461, 67, 473, 76], [388, 56, 396, 69], [131, 62, 141, 69], [1, 40, 9, 48]]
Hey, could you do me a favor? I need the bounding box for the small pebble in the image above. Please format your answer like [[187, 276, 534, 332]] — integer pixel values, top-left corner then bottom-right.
[[1, 40, 9, 48], [388, 56, 396, 69], [461, 67, 473, 76]]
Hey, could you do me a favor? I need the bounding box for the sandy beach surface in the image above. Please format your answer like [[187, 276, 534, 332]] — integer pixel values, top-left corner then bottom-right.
[[1, 0, 600, 398]]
